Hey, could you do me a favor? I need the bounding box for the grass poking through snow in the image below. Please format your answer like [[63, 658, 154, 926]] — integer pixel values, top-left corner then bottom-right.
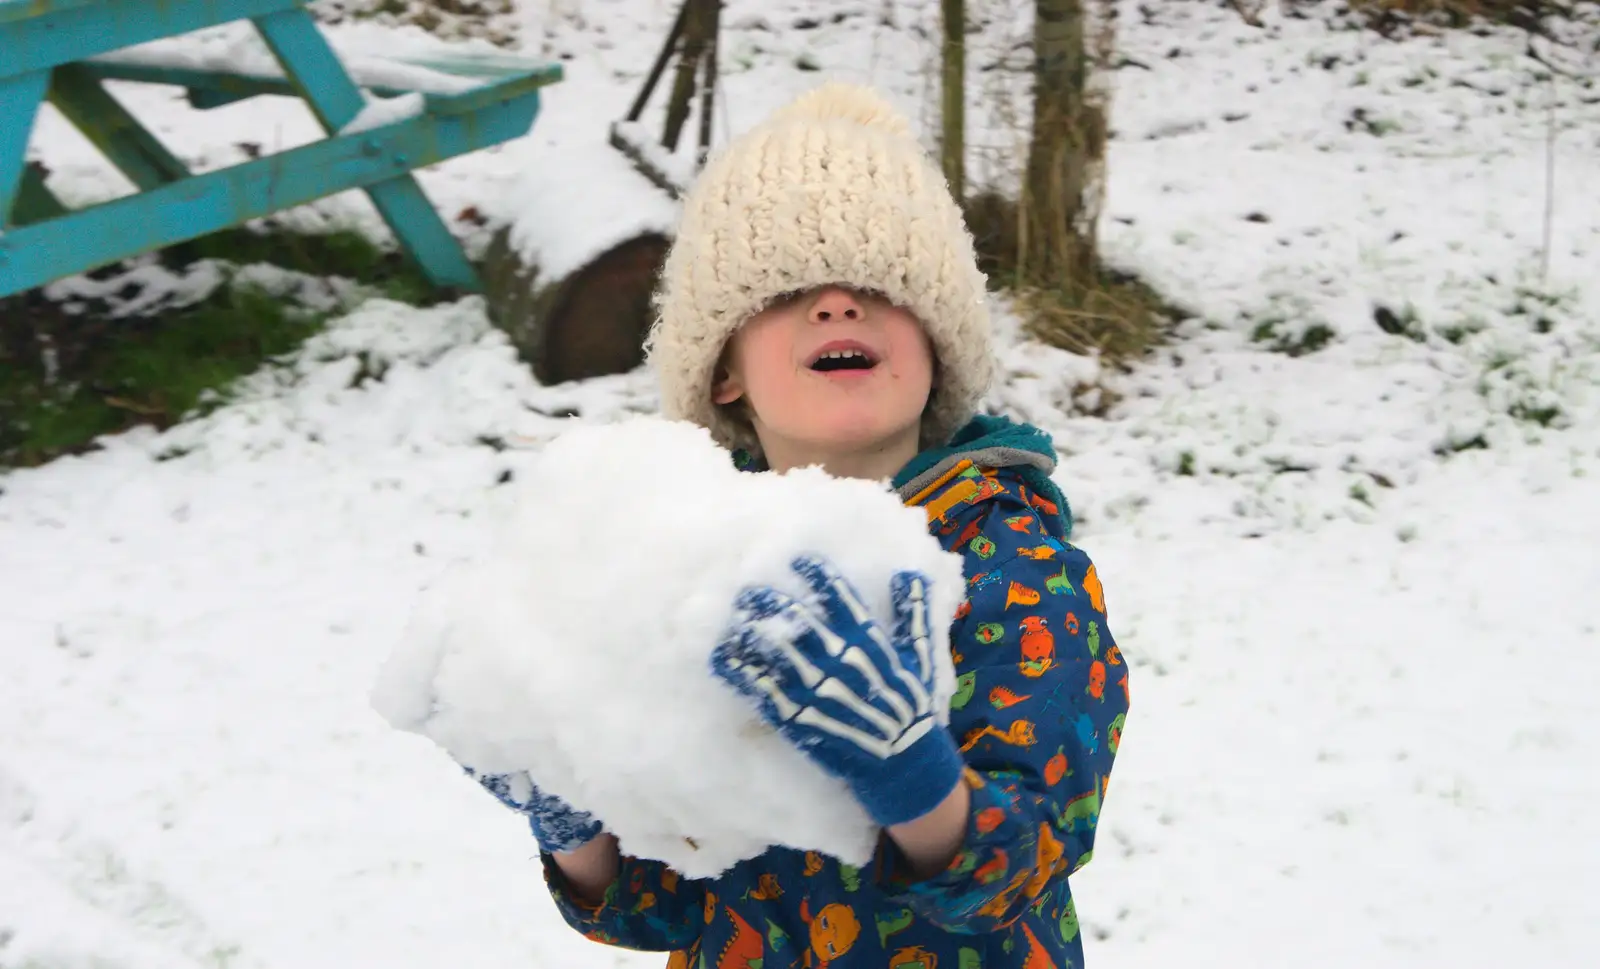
[[0, 226, 435, 468]]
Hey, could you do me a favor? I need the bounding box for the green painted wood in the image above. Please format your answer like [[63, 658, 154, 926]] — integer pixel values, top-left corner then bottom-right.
[[0, 0, 305, 76], [0, 68, 48, 226], [10, 162, 68, 226], [0, 0, 97, 28], [77, 57, 562, 112], [251, 8, 364, 129], [252, 7, 476, 289], [0, 86, 540, 297], [47, 63, 190, 192], [423, 70, 559, 117]]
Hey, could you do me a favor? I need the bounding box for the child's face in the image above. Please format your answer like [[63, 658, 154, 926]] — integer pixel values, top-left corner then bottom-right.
[[713, 285, 934, 466]]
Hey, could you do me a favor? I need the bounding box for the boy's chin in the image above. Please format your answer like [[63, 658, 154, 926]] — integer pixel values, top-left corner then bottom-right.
[[790, 415, 920, 454]]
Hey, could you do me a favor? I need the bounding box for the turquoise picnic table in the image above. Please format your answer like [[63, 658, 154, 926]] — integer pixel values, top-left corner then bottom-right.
[[0, 0, 562, 299]]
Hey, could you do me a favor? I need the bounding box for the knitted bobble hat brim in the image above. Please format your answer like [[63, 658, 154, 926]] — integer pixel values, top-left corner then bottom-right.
[[647, 83, 995, 456]]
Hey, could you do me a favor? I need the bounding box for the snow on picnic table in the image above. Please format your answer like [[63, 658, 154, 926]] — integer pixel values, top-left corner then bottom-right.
[[5, 1, 1599, 968]]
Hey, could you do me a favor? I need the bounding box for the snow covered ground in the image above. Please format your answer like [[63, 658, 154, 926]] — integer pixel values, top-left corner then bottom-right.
[[5, 1, 1598, 967]]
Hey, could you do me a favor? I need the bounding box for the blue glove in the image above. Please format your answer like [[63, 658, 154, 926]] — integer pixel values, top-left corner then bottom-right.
[[710, 555, 964, 827], [463, 767, 602, 854]]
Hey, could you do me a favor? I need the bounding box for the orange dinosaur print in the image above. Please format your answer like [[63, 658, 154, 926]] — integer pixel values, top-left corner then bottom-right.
[[960, 720, 1038, 752], [1086, 660, 1106, 700], [954, 598, 972, 621], [988, 684, 1032, 709], [1082, 563, 1106, 614], [1118, 670, 1130, 703], [969, 474, 1007, 503], [1024, 824, 1068, 899], [1015, 545, 1058, 561], [717, 907, 764, 969], [1005, 582, 1041, 609], [1021, 922, 1060, 969], [955, 517, 984, 548], [744, 873, 783, 901], [661, 868, 679, 893], [1004, 514, 1037, 533], [1106, 643, 1123, 666], [975, 806, 1007, 834], [1044, 747, 1070, 786], [1018, 615, 1055, 678], [889, 945, 939, 969], [1062, 612, 1080, 636], [703, 891, 717, 924], [972, 849, 1010, 885], [804, 851, 825, 876], [666, 950, 693, 969], [801, 900, 861, 967], [1027, 490, 1060, 516]]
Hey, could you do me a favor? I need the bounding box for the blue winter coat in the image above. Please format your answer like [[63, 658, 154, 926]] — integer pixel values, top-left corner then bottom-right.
[[542, 416, 1129, 969]]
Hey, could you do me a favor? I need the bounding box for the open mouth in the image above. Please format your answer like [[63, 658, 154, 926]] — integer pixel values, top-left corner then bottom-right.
[[807, 347, 880, 373]]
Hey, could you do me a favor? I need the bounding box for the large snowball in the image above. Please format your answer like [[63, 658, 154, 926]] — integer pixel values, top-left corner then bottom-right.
[[371, 417, 966, 877]]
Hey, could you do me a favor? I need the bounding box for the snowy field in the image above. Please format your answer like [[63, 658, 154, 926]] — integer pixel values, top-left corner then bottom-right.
[[4, 1, 1599, 967]]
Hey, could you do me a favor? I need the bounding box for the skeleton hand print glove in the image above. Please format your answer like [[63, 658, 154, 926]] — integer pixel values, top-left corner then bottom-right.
[[464, 767, 603, 854], [711, 554, 964, 827]]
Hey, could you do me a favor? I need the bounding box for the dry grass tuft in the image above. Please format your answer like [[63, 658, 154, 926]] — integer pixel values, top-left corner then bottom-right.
[[964, 190, 1181, 363]]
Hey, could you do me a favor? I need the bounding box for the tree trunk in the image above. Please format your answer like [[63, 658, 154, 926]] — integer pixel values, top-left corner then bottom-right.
[[1022, 0, 1102, 288], [939, 0, 965, 202]]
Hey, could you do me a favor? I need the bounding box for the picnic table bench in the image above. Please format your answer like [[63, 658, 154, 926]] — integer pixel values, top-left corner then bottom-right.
[[0, 0, 562, 299]]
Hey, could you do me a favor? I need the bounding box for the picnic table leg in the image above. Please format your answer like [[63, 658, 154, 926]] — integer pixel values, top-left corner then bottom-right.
[[47, 64, 191, 192], [0, 70, 49, 228], [251, 9, 481, 292], [11, 163, 68, 226]]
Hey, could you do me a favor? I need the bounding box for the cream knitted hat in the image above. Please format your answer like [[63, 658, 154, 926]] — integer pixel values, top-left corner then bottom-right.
[[646, 82, 995, 455]]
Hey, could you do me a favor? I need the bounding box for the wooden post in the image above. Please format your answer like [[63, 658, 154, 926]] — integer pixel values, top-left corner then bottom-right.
[[623, 0, 690, 123], [939, 0, 965, 202], [696, 0, 719, 167], [662, 0, 708, 151], [1022, 0, 1098, 286]]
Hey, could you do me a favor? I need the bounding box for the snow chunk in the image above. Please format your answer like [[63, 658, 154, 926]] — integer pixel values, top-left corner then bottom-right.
[[371, 416, 967, 877], [340, 92, 427, 135]]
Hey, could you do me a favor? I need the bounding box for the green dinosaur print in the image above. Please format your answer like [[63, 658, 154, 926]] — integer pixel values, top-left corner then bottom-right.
[[1056, 789, 1100, 835], [975, 622, 1005, 644], [839, 863, 861, 892], [1086, 620, 1100, 657], [877, 908, 915, 947], [1108, 712, 1127, 754], [958, 948, 983, 969], [1060, 899, 1080, 943], [969, 536, 997, 559], [951, 671, 978, 710], [767, 920, 789, 952], [1030, 889, 1051, 918], [1046, 566, 1075, 596], [950, 850, 980, 877]]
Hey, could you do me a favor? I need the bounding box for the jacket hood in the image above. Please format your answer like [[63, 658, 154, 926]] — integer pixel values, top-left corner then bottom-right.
[[893, 414, 1073, 537]]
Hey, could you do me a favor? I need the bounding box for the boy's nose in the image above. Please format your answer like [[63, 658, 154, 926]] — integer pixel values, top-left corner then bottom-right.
[[809, 287, 862, 324]]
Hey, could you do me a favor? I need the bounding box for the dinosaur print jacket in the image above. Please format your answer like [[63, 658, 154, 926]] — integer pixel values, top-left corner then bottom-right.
[[541, 415, 1130, 969]]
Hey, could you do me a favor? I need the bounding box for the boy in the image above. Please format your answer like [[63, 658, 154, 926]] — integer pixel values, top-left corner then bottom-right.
[[472, 83, 1129, 968]]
